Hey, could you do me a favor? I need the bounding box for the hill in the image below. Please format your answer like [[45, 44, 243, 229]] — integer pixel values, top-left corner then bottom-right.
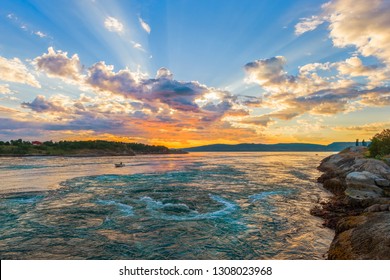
[[183, 142, 357, 152]]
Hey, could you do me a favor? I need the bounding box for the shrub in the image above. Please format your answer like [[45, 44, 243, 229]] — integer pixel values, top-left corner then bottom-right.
[[369, 129, 390, 158]]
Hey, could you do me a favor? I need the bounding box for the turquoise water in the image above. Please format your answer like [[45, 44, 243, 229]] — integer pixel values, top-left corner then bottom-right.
[[0, 152, 333, 259]]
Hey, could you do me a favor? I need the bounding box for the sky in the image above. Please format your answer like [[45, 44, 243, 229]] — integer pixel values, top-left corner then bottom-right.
[[0, 0, 390, 148]]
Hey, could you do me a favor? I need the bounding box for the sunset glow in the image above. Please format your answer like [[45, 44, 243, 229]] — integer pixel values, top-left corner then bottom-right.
[[1, 0, 390, 148]]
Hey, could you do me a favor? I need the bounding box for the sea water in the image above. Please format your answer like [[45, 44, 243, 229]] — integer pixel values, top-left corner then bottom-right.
[[0, 152, 334, 259]]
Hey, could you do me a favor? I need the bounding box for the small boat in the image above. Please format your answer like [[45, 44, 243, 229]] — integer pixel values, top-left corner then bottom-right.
[[115, 162, 125, 168]]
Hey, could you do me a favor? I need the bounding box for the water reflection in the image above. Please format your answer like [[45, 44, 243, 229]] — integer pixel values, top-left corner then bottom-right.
[[0, 152, 334, 259]]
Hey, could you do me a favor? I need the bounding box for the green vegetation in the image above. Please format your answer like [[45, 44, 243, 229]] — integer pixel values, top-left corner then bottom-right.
[[0, 139, 186, 156], [368, 129, 390, 158]]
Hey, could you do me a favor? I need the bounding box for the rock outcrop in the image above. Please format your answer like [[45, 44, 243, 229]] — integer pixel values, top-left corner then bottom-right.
[[314, 146, 390, 259]]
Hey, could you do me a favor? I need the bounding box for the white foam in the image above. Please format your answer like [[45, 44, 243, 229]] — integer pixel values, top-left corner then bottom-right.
[[97, 199, 134, 216], [140, 194, 238, 221]]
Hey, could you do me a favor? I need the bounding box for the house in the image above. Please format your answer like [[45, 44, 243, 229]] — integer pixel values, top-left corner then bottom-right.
[[32, 141, 42, 146]]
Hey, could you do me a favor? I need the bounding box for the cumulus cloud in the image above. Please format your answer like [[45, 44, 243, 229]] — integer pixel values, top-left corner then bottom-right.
[[279, 0, 390, 120], [0, 56, 40, 88], [295, 15, 325, 35], [34, 47, 82, 81], [156, 67, 173, 80], [358, 88, 390, 106], [287, 88, 360, 116], [295, 0, 390, 65], [254, 0, 390, 96], [139, 17, 151, 34], [104, 16, 124, 33], [245, 56, 293, 87], [244, 54, 389, 121], [21, 48, 253, 141], [29, 47, 246, 125], [31, 47, 248, 123], [325, 0, 390, 63], [85, 61, 242, 115], [21, 95, 67, 113], [336, 56, 389, 87], [86, 61, 141, 96], [245, 56, 319, 99]]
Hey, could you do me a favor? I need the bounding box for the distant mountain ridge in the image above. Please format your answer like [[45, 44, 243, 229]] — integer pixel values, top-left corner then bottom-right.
[[183, 142, 358, 152]]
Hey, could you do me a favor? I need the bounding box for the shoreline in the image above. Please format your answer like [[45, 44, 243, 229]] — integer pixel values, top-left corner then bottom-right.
[[313, 146, 390, 259], [0, 151, 188, 157]]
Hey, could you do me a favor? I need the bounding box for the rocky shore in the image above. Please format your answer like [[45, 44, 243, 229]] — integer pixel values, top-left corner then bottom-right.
[[312, 146, 390, 259]]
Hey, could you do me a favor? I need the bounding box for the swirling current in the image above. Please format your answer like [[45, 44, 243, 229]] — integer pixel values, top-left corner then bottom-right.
[[0, 152, 334, 259]]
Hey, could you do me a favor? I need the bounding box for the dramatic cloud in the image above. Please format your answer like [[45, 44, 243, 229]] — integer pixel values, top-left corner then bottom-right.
[[244, 54, 389, 122], [21, 95, 68, 113], [271, 0, 390, 122], [0, 56, 40, 88], [86, 61, 244, 116], [34, 47, 82, 81], [86, 61, 141, 96], [17, 48, 254, 144], [296, 0, 390, 64], [104, 16, 124, 33], [32, 48, 244, 122], [325, 0, 390, 63], [139, 17, 151, 34]]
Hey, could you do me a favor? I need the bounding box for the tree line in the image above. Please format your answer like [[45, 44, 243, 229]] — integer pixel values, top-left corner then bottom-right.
[[0, 139, 176, 155]]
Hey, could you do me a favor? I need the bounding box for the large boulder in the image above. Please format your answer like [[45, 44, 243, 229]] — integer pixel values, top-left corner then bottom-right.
[[328, 212, 390, 259], [344, 171, 384, 204], [352, 158, 390, 180], [317, 147, 390, 260], [346, 171, 380, 186], [345, 186, 384, 201], [318, 153, 356, 176]]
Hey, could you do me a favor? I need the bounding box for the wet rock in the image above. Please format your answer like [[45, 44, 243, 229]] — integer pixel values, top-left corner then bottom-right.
[[380, 204, 390, 211], [316, 147, 390, 259], [365, 204, 390, 212], [328, 212, 390, 259], [365, 204, 380, 212], [375, 178, 390, 187], [322, 178, 346, 195]]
